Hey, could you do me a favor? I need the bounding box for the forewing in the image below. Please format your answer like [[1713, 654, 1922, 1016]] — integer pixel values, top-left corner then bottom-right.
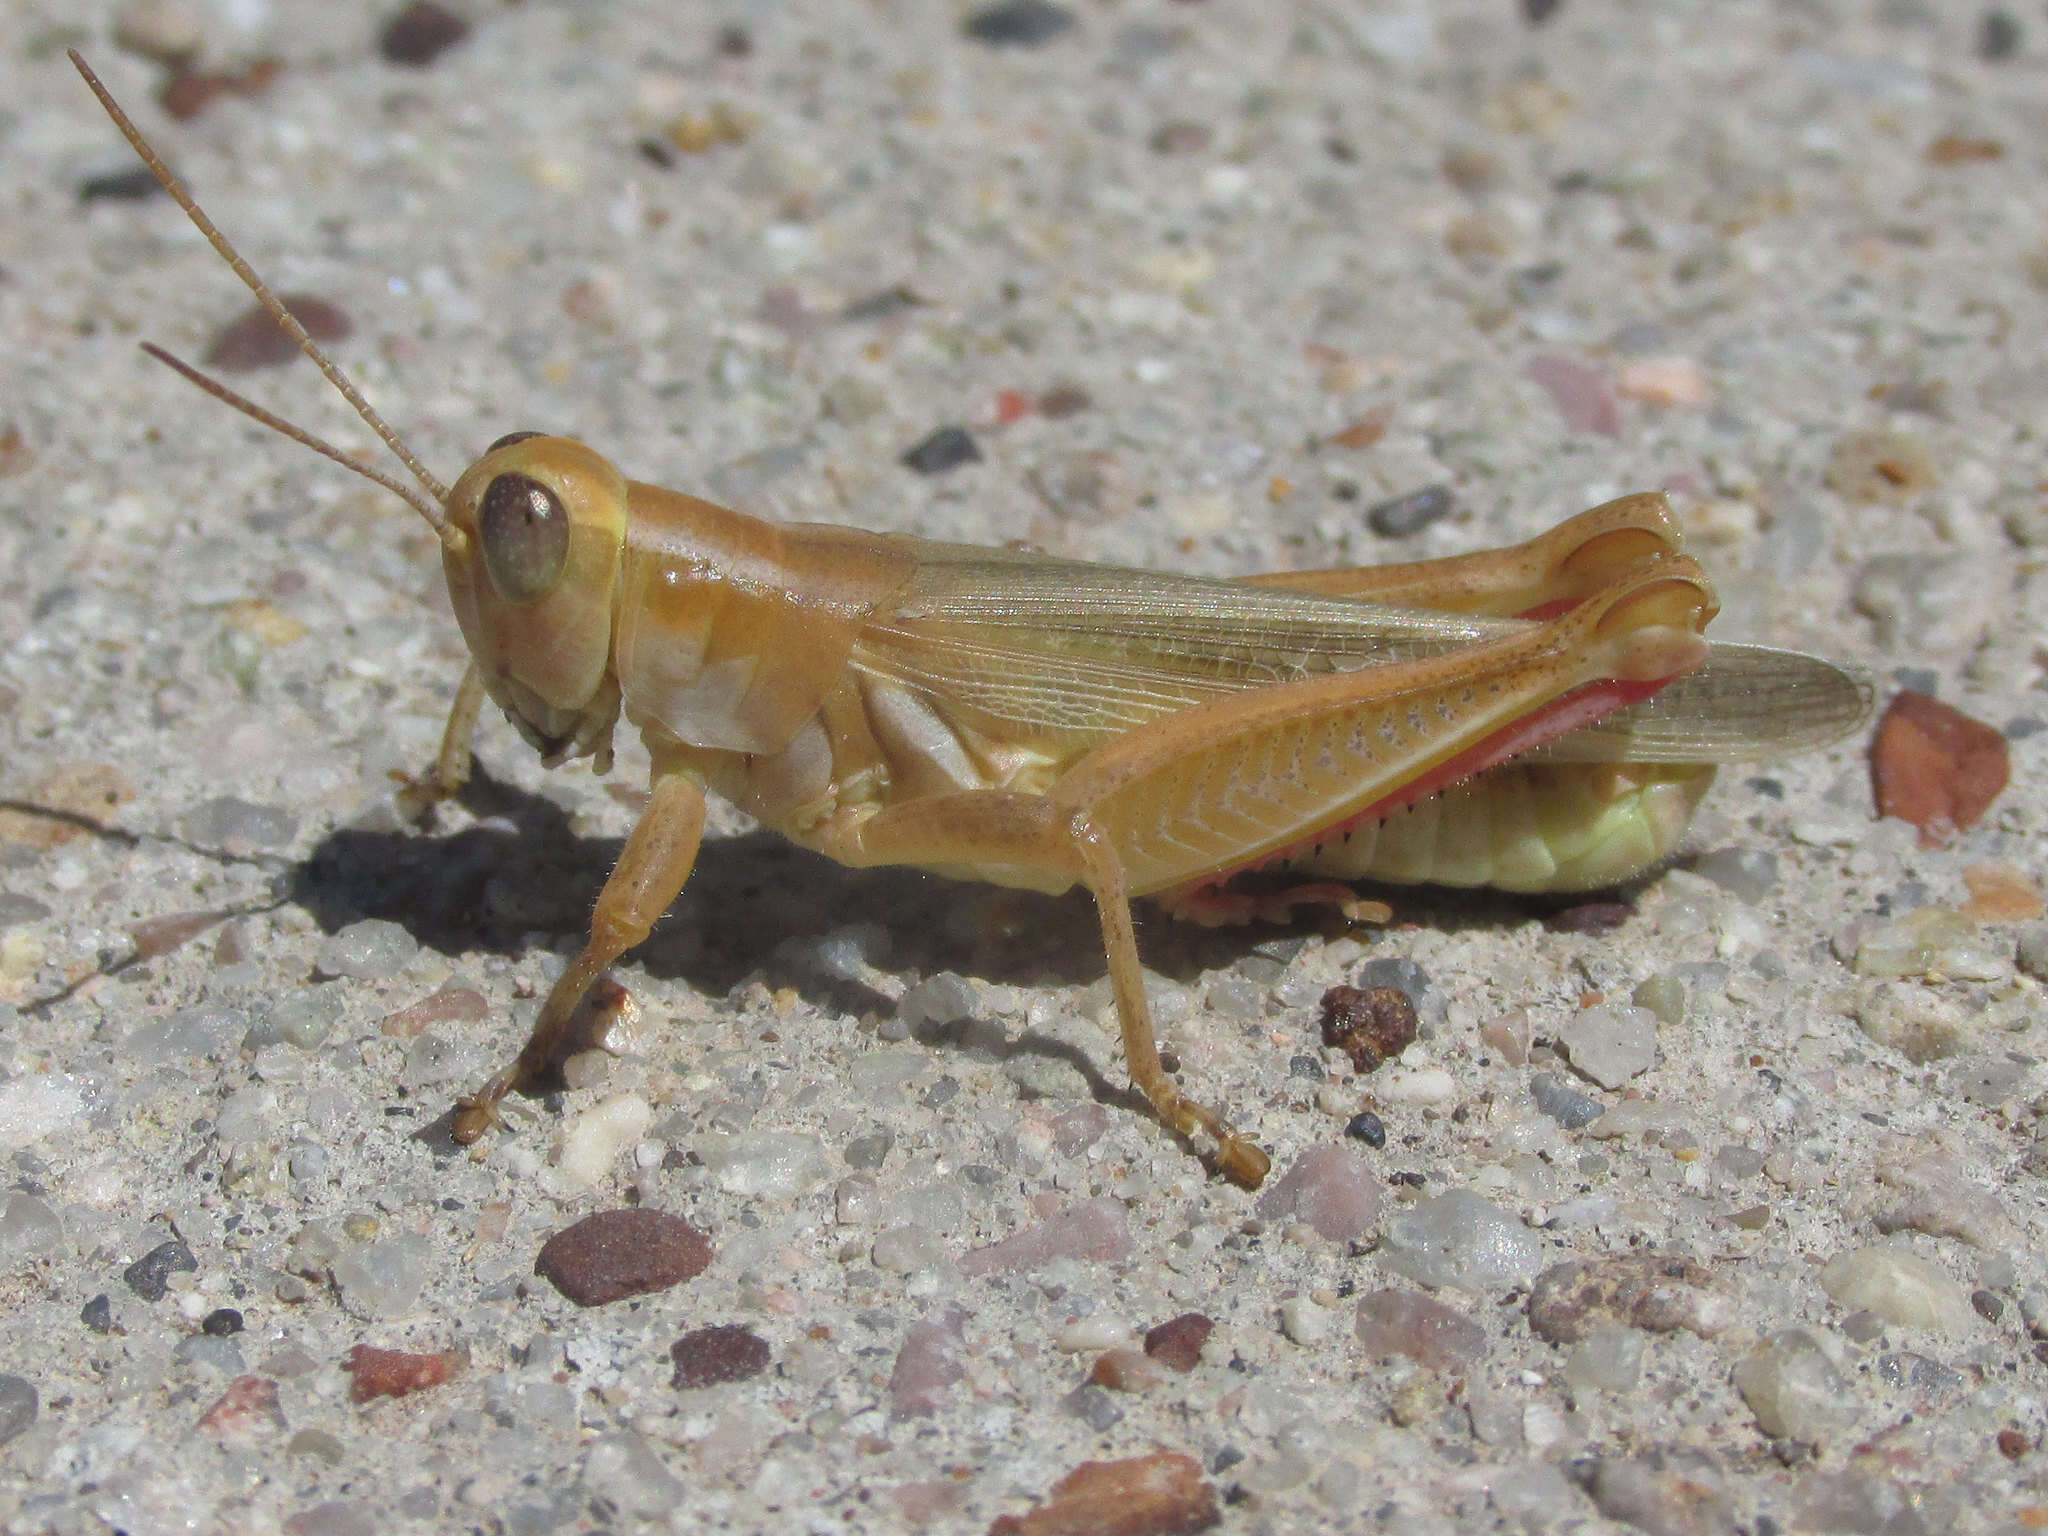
[[849, 539, 1516, 741], [848, 538, 1869, 764], [1535, 642, 1873, 763]]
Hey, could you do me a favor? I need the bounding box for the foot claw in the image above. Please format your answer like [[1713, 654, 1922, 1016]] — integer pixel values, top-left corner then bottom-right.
[[450, 1093, 503, 1146], [1217, 1135, 1271, 1190]]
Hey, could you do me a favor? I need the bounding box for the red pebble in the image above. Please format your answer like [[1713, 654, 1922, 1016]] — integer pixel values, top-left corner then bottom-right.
[[1870, 690, 2009, 848], [989, 1452, 1219, 1536], [534, 1209, 714, 1306], [1141, 1313, 1213, 1372], [344, 1343, 465, 1403]]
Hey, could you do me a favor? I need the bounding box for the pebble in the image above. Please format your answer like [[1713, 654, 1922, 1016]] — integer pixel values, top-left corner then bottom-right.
[[0, 1192, 63, 1263], [123, 1007, 245, 1067], [1579, 1451, 1732, 1536], [848, 1049, 928, 1096], [173, 1335, 247, 1376], [1690, 847, 1777, 903], [1142, 1313, 1212, 1372], [1852, 908, 2011, 981], [378, 0, 471, 67], [1279, 1297, 1332, 1345], [123, 1238, 198, 1301], [580, 1434, 682, 1519], [0, 1375, 36, 1446], [1063, 1384, 1124, 1429], [246, 987, 343, 1050], [669, 1324, 770, 1389], [330, 1235, 431, 1319], [1556, 1006, 1658, 1089], [1869, 691, 2009, 846], [889, 1304, 968, 1419], [1873, 1150, 2013, 1250], [556, 1093, 653, 1189], [313, 919, 418, 981], [1615, 357, 1711, 408], [1527, 354, 1621, 437], [533, 1209, 712, 1307], [1980, 9, 2023, 60], [380, 984, 488, 1039], [113, 0, 205, 64], [1380, 1191, 1545, 1292], [697, 1131, 830, 1198], [963, 0, 1076, 46], [1564, 1324, 1646, 1393], [1481, 1007, 1534, 1065], [896, 971, 981, 1032], [1629, 972, 1688, 1027], [1378, 1066, 1456, 1104], [213, 1084, 279, 1144], [1253, 1144, 1386, 1241], [1350, 957, 1447, 1037], [174, 796, 298, 850], [1853, 983, 1977, 1064], [872, 1224, 945, 1275], [1730, 1329, 1854, 1444], [1037, 1316, 1115, 1356], [1526, 1253, 1732, 1343], [2017, 921, 2048, 981], [205, 296, 352, 372], [1319, 986, 1417, 1073], [197, 1375, 286, 1440], [959, 1196, 1132, 1276], [1818, 1246, 1976, 1333], [344, 1343, 465, 1402], [1345, 1111, 1387, 1148], [997, 1453, 1217, 1536], [280, 1500, 376, 1536], [1354, 1289, 1488, 1369], [899, 425, 983, 475], [1092, 1349, 1173, 1397], [1366, 485, 1455, 538], [1789, 1471, 1923, 1536], [1530, 1072, 1605, 1130]]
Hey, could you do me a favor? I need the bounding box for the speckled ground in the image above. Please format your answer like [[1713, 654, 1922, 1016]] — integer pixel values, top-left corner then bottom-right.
[[2, 2, 2046, 1533]]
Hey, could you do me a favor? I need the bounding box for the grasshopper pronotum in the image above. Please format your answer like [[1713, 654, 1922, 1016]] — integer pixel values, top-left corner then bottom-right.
[[76, 54, 1868, 1188]]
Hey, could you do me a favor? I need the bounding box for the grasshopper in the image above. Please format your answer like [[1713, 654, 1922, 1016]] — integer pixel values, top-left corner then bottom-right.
[[76, 54, 1869, 1188]]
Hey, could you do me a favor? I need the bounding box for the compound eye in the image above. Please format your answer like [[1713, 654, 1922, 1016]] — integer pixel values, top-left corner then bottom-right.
[[488, 430, 545, 453], [478, 471, 570, 602]]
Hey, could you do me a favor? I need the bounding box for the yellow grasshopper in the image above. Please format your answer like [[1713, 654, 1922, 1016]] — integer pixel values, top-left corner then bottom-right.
[[76, 55, 1868, 1189]]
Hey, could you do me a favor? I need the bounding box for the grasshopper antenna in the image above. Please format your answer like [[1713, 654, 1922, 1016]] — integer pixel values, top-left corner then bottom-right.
[[70, 49, 462, 548]]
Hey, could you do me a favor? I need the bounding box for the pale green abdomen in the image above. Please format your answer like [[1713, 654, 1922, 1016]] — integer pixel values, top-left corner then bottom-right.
[[1279, 761, 1716, 894]]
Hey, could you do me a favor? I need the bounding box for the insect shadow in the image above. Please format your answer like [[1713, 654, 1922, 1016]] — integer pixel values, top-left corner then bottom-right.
[[287, 764, 1587, 1089]]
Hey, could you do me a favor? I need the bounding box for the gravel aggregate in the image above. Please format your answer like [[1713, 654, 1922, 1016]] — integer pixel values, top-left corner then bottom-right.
[[4, 2, 2048, 1532]]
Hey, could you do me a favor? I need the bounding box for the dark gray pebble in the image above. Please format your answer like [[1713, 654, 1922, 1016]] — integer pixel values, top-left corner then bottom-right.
[[900, 426, 983, 475], [0, 1376, 36, 1446], [1366, 485, 1454, 538], [963, 0, 1076, 47], [1531, 1073, 1605, 1130], [123, 1239, 197, 1301]]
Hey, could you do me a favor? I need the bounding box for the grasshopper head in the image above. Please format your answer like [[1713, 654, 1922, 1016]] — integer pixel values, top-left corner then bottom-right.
[[442, 433, 628, 767]]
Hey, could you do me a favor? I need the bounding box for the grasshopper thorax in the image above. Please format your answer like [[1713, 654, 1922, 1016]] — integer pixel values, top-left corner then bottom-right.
[[442, 435, 629, 769]]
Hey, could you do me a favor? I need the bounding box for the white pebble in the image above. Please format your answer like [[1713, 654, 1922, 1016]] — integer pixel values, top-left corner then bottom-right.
[[556, 1094, 654, 1190], [1279, 1297, 1331, 1346], [1379, 1067, 1456, 1104], [1054, 1316, 1129, 1353]]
